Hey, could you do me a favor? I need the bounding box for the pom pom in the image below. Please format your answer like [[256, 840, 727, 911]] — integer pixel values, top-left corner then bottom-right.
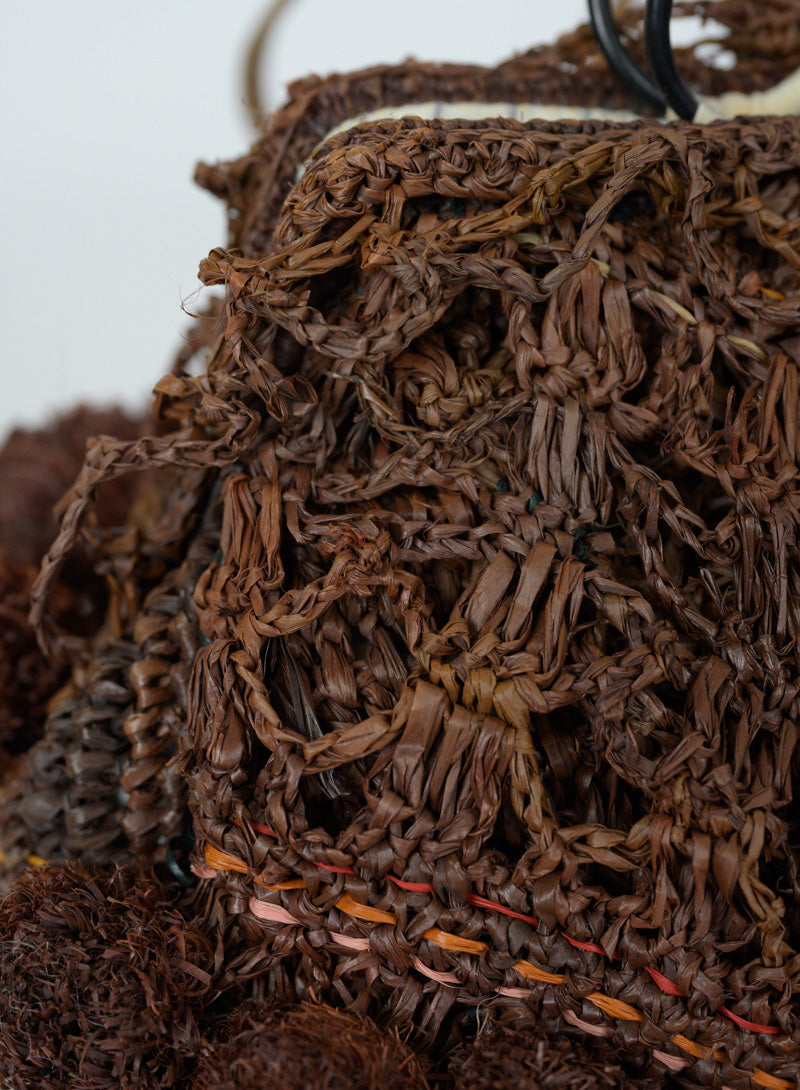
[[0, 407, 147, 757], [193, 1000, 428, 1090], [0, 406, 143, 570], [0, 862, 210, 1089], [449, 1023, 647, 1089], [0, 560, 64, 752]]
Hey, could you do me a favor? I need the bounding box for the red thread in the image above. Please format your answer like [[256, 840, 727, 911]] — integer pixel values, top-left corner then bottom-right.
[[315, 862, 357, 875], [561, 932, 611, 957], [239, 818, 780, 1038], [645, 966, 685, 997], [387, 875, 435, 893], [468, 893, 538, 927], [718, 1007, 779, 1035], [250, 819, 278, 837], [234, 817, 278, 838]]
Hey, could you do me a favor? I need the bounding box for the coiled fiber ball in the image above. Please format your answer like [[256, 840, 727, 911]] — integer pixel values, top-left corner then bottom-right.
[[449, 1023, 644, 1089], [0, 862, 210, 1089], [193, 999, 429, 1090]]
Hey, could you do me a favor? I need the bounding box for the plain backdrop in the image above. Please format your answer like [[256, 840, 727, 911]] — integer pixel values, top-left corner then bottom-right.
[[0, 0, 589, 437]]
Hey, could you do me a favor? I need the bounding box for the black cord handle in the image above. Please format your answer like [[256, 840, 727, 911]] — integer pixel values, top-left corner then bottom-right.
[[166, 835, 197, 889], [588, 0, 665, 111], [644, 0, 700, 119]]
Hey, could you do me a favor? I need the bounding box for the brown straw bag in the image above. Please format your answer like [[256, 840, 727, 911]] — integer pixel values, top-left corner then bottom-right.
[[14, 2, 800, 1086]]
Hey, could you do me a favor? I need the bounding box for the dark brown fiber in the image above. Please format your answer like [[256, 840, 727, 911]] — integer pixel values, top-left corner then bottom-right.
[[3, 1, 798, 1087], [192, 999, 429, 1089], [0, 407, 144, 758], [0, 863, 210, 1089], [448, 1022, 647, 1088]]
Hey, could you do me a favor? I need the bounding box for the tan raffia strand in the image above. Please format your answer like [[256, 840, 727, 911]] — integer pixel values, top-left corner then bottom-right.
[[22, 3, 800, 1088]]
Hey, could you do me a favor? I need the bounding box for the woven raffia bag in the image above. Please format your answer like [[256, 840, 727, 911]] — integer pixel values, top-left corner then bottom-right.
[[1, 1, 799, 1086]]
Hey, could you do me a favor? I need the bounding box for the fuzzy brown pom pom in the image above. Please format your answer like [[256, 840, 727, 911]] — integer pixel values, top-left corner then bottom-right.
[[0, 406, 143, 571], [0, 560, 64, 752], [0, 407, 147, 757], [449, 1024, 645, 1089], [193, 1000, 428, 1090], [0, 863, 210, 1089]]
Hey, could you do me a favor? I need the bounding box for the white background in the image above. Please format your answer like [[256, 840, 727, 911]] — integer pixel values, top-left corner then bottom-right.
[[0, 0, 587, 436]]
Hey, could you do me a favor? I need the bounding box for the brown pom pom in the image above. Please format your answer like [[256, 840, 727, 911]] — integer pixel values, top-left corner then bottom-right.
[[0, 407, 147, 757], [0, 406, 143, 571], [449, 1024, 654, 1089], [193, 1000, 428, 1090], [0, 560, 65, 752], [0, 863, 210, 1089]]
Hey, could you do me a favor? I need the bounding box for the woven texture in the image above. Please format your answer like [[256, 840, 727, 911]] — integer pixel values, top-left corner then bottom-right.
[[13, 3, 800, 1088], [190, 111, 800, 1086], [0, 402, 218, 883]]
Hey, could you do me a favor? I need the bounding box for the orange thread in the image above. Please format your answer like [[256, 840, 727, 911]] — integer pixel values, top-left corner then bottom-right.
[[336, 894, 396, 925], [255, 877, 306, 891], [221, 828, 785, 1044], [0, 849, 47, 868], [211, 837, 793, 1090], [752, 1070, 794, 1090], [671, 1034, 710, 1061], [513, 959, 566, 985], [422, 928, 488, 955], [204, 844, 248, 874], [587, 992, 644, 1022]]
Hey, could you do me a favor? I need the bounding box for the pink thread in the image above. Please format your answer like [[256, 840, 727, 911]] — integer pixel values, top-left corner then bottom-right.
[[653, 1050, 690, 1072], [191, 863, 216, 879], [249, 897, 301, 926], [238, 819, 781, 1039], [497, 986, 534, 999], [562, 1009, 613, 1037], [330, 932, 370, 951], [411, 957, 460, 985]]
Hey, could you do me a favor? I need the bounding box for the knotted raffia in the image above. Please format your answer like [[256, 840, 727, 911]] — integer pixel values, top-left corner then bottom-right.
[[20, 2, 800, 1087]]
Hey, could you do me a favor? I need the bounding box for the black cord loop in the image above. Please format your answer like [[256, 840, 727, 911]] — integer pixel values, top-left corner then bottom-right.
[[588, 0, 666, 111], [644, 0, 700, 119]]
